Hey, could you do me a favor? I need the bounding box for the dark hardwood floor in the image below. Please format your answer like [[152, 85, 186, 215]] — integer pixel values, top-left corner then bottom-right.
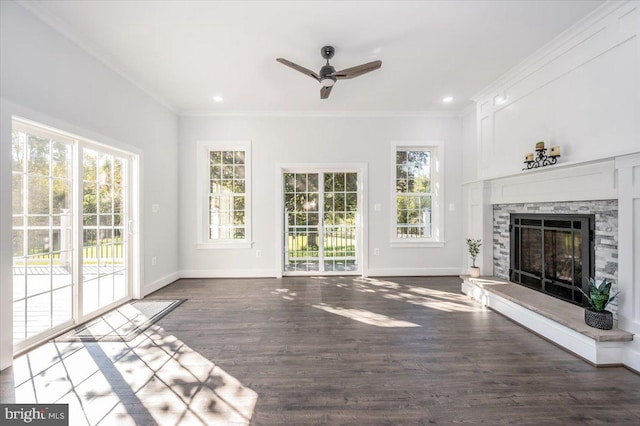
[[2, 276, 639, 425]]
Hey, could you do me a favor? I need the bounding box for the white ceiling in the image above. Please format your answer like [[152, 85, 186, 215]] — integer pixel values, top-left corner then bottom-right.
[[23, 0, 604, 114]]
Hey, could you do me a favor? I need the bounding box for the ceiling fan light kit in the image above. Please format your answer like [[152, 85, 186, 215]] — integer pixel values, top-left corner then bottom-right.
[[276, 45, 382, 99]]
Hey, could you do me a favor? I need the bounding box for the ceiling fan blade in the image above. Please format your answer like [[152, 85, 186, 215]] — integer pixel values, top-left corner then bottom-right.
[[320, 85, 333, 99], [333, 60, 382, 80], [276, 58, 320, 81]]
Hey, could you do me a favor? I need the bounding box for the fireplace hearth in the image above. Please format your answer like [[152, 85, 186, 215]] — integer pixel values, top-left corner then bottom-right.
[[509, 213, 594, 306]]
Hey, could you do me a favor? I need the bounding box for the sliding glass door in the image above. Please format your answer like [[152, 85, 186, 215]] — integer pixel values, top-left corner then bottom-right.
[[283, 171, 361, 275], [12, 119, 133, 351]]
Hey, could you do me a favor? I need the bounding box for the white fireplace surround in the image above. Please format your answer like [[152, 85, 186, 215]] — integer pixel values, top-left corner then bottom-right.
[[462, 154, 640, 371]]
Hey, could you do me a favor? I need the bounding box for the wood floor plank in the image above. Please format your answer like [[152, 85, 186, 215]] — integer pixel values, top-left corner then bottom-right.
[[2, 276, 639, 425]]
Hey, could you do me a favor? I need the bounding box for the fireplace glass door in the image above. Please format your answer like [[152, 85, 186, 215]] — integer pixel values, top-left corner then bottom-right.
[[510, 214, 594, 305]]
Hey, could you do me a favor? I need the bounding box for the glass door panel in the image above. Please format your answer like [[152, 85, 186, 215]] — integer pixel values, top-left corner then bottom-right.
[[82, 149, 129, 316], [284, 173, 320, 272], [12, 127, 74, 347], [323, 172, 358, 272]]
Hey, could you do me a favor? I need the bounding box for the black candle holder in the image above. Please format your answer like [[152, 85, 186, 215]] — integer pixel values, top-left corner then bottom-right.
[[523, 148, 560, 170]]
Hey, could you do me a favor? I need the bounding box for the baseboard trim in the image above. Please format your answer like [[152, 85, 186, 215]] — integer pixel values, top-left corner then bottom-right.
[[179, 269, 279, 278], [366, 267, 461, 277], [143, 271, 181, 296]]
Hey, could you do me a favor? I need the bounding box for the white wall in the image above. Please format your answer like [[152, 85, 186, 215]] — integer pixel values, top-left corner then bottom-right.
[[472, 0, 639, 181], [461, 107, 493, 275], [179, 115, 464, 277], [616, 153, 640, 336], [0, 1, 179, 370], [460, 107, 478, 184]]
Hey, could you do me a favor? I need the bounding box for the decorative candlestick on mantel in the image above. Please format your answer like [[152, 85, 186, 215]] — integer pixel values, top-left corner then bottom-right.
[[523, 141, 560, 170]]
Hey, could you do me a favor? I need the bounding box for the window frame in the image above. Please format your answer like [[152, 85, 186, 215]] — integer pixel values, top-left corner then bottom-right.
[[390, 141, 445, 247], [196, 141, 252, 249]]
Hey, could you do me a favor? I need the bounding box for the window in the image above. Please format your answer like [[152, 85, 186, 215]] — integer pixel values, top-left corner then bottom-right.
[[197, 141, 251, 248], [391, 141, 444, 246]]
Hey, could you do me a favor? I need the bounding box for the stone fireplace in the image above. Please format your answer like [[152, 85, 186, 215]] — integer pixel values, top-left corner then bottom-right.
[[493, 200, 618, 315]]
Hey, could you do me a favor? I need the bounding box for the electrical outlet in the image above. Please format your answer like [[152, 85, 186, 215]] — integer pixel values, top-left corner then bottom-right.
[[256, 250, 262, 258], [374, 248, 380, 256], [151, 256, 157, 266]]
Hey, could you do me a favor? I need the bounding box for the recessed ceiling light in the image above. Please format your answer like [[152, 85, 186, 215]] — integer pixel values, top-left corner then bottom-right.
[[212, 95, 224, 103], [442, 96, 453, 103]]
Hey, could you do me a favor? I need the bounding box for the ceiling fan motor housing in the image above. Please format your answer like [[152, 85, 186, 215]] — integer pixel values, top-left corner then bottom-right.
[[321, 45, 335, 60]]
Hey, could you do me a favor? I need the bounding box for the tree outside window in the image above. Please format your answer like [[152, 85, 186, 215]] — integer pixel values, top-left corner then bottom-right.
[[395, 149, 432, 239], [198, 141, 251, 248], [209, 150, 247, 240]]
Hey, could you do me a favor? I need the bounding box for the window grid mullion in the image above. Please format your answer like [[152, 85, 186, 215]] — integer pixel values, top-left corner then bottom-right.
[[393, 146, 436, 241]]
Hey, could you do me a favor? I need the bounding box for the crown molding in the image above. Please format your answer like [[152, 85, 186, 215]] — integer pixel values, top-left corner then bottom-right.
[[16, 0, 179, 114], [179, 109, 466, 118], [471, 0, 631, 102]]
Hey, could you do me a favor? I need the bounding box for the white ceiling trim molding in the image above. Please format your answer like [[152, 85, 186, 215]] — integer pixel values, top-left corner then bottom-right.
[[471, 0, 628, 102], [16, 0, 179, 114], [179, 110, 465, 118]]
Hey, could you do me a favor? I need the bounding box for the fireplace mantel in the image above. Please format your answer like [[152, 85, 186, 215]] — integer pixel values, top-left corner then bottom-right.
[[487, 159, 617, 205]]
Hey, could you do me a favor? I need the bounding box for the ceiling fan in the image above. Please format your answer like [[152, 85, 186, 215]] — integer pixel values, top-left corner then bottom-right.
[[276, 46, 382, 99]]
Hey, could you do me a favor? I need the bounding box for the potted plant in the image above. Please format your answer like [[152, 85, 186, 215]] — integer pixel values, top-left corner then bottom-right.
[[466, 238, 482, 278], [578, 278, 619, 330]]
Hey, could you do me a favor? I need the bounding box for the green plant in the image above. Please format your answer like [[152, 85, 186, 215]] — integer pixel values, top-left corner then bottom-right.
[[578, 278, 619, 312], [465, 238, 482, 268]]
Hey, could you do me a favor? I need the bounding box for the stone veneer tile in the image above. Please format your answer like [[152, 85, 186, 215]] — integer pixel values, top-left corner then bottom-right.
[[493, 200, 619, 316]]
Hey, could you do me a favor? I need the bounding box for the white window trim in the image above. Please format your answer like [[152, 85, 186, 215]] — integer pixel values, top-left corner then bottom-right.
[[196, 140, 252, 249], [390, 141, 445, 248]]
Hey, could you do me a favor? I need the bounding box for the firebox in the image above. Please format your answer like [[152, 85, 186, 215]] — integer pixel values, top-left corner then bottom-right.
[[509, 214, 594, 306]]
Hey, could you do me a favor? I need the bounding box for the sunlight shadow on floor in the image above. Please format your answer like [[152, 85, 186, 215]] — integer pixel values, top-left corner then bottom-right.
[[4, 324, 257, 425], [272, 277, 485, 315], [350, 277, 485, 313], [312, 303, 421, 327]]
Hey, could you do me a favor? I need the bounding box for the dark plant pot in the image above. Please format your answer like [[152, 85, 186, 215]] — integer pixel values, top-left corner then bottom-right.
[[584, 308, 613, 330]]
